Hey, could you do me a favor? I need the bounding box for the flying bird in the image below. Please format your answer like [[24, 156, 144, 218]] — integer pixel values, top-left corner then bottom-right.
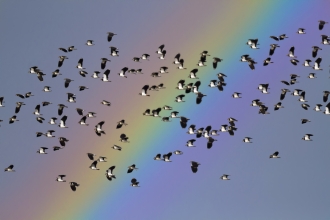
[[58, 56, 68, 67], [127, 164, 138, 173], [191, 161, 200, 173], [95, 121, 105, 136], [107, 32, 116, 42], [105, 166, 116, 181]]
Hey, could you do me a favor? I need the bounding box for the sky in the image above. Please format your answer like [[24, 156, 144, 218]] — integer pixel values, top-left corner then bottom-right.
[[0, 0, 330, 220]]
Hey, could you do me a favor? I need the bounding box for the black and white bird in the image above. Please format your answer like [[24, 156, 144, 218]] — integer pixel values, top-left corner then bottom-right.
[[76, 58, 85, 70], [58, 116, 68, 128], [25, 92, 33, 98], [303, 59, 312, 67], [42, 86, 51, 92], [154, 153, 162, 160], [186, 139, 196, 147], [247, 39, 259, 49], [59, 137, 69, 146], [188, 69, 199, 79], [95, 121, 105, 136], [297, 28, 306, 34], [159, 66, 169, 74], [133, 57, 141, 62], [87, 112, 96, 118], [197, 59, 207, 67], [196, 92, 206, 104], [37, 147, 48, 154], [9, 115, 18, 124], [36, 117, 45, 123], [58, 104, 67, 116], [207, 137, 217, 149], [290, 59, 299, 65], [29, 66, 41, 74], [298, 91, 307, 102], [116, 120, 127, 129], [79, 86, 88, 91], [86, 40, 94, 46], [314, 104, 322, 112], [112, 145, 122, 151], [118, 67, 128, 78], [301, 103, 310, 110], [56, 175, 66, 182], [312, 46, 322, 58], [269, 44, 280, 56], [105, 166, 116, 181], [98, 157, 107, 162], [16, 94, 25, 99], [78, 116, 88, 126], [0, 97, 4, 107], [127, 164, 138, 173], [232, 92, 242, 98], [45, 130, 55, 138], [274, 102, 284, 111], [42, 101, 52, 106], [139, 85, 150, 96], [190, 161, 200, 173], [107, 32, 116, 42], [321, 35, 330, 45], [176, 80, 185, 90], [302, 134, 313, 141], [323, 91, 330, 102], [58, 56, 68, 67], [169, 111, 179, 118], [51, 69, 61, 78], [101, 69, 111, 82], [110, 46, 119, 56], [92, 71, 101, 79], [79, 70, 88, 77], [59, 47, 69, 53], [64, 78, 74, 88], [70, 182, 79, 192], [318, 20, 328, 30], [291, 89, 302, 96], [101, 58, 110, 69], [220, 174, 230, 180], [240, 54, 250, 62], [313, 57, 322, 70], [159, 50, 166, 59], [151, 72, 161, 77], [15, 102, 25, 114], [308, 73, 316, 79], [180, 117, 189, 129], [101, 100, 111, 106], [68, 46, 76, 52], [213, 57, 223, 69], [163, 105, 172, 110], [131, 178, 140, 187], [243, 137, 252, 143], [119, 133, 129, 143], [287, 47, 296, 58], [4, 165, 15, 172], [87, 153, 96, 160], [323, 102, 330, 114], [263, 57, 273, 66], [301, 119, 311, 124], [187, 125, 196, 134], [178, 59, 187, 69], [258, 84, 270, 94], [36, 71, 46, 81], [48, 117, 57, 125], [270, 34, 288, 41], [173, 53, 180, 64], [67, 93, 76, 103], [89, 161, 99, 170], [247, 59, 257, 70], [251, 99, 263, 107], [174, 150, 183, 155], [163, 152, 172, 162], [269, 151, 280, 158], [156, 44, 165, 54], [175, 94, 185, 102]]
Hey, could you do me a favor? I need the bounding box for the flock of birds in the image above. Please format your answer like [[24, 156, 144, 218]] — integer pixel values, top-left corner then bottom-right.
[[1, 20, 330, 191]]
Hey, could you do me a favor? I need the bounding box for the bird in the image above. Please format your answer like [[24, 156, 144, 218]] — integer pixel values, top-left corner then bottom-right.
[[207, 137, 217, 149], [25, 92, 34, 98], [154, 153, 162, 160], [89, 161, 100, 170], [58, 115, 68, 128], [191, 161, 200, 173], [302, 134, 313, 141], [159, 66, 169, 74], [301, 103, 310, 110], [45, 130, 55, 138], [232, 92, 242, 98], [280, 89, 290, 100], [178, 59, 187, 69], [180, 117, 189, 129], [243, 137, 253, 143], [70, 182, 79, 192], [141, 53, 150, 60], [92, 71, 101, 79], [186, 139, 196, 147], [58, 137, 69, 146], [240, 54, 250, 62], [188, 69, 199, 79], [36, 117, 45, 123], [312, 46, 322, 58], [101, 100, 111, 106], [42, 86, 51, 92], [101, 69, 111, 82], [133, 57, 141, 62], [290, 59, 299, 65], [321, 35, 330, 45], [220, 174, 230, 180], [175, 95, 185, 102], [247, 39, 259, 49], [9, 115, 18, 124], [287, 47, 296, 58], [68, 46, 76, 52], [56, 175, 66, 182], [79, 70, 88, 77], [270, 34, 288, 41], [263, 57, 273, 66], [107, 32, 116, 42], [116, 120, 127, 129], [151, 72, 161, 77], [314, 104, 322, 112], [4, 165, 15, 172], [98, 157, 107, 162], [131, 178, 140, 187], [297, 28, 306, 34], [173, 150, 183, 155], [196, 92, 207, 104], [163, 105, 172, 110], [173, 53, 181, 64], [301, 119, 311, 124], [247, 59, 257, 70], [127, 164, 138, 173], [110, 46, 119, 56], [15, 102, 25, 114], [118, 67, 128, 78], [53, 146, 64, 151], [29, 66, 41, 74], [323, 102, 330, 114], [303, 59, 312, 67], [274, 102, 284, 111], [318, 20, 328, 30], [213, 57, 223, 69], [58, 104, 68, 116], [139, 85, 150, 96], [42, 101, 52, 106], [105, 166, 116, 181], [251, 99, 263, 107], [78, 86, 88, 91], [86, 40, 94, 46], [0, 97, 4, 107], [156, 44, 165, 54], [48, 117, 57, 125], [112, 145, 122, 151], [269, 151, 280, 158], [64, 78, 74, 88], [119, 133, 129, 143], [87, 112, 96, 118], [298, 91, 307, 102], [78, 116, 88, 126], [176, 80, 185, 90], [313, 57, 322, 70], [67, 93, 76, 103], [163, 152, 172, 162], [101, 58, 110, 69], [95, 121, 105, 136], [308, 73, 316, 79], [269, 44, 280, 56], [37, 147, 48, 154], [58, 56, 68, 67]]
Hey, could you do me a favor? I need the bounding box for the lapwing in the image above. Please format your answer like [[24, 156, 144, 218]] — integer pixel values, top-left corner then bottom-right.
[[156, 44, 165, 54], [107, 32, 116, 42], [58, 56, 68, 67], [4, 165, 15, 172], [58, 104, 68, 116], [269, 151, 280, 158], [58, 137, 69, 146], [101, 100, 111, 106], [89, 161, 99, 170], [313, 57, 322, 70], [70, 182, 79, 191], [191, 161, 200, 173], [297, 28, 306, 34], [163, 152, 172, 162], [67, 93, 76, 103], [131, 178, 140, 187], [213, 57, 223, 69], [101, 58, 111, 69], [139, 85, 150, 96], [112, 145, 122, 151], [127, 164, 138, 173], [37, 147, 48, 154], [110, 46, 119, 56], [269, 44, 280, 56], [56, 175, 66, 182], [95, 121, 105, 136], [243, 137, 252, 143], [302, 134, 313, 141], [86, 40, 94, 46], [101, 69, 111, 82]]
